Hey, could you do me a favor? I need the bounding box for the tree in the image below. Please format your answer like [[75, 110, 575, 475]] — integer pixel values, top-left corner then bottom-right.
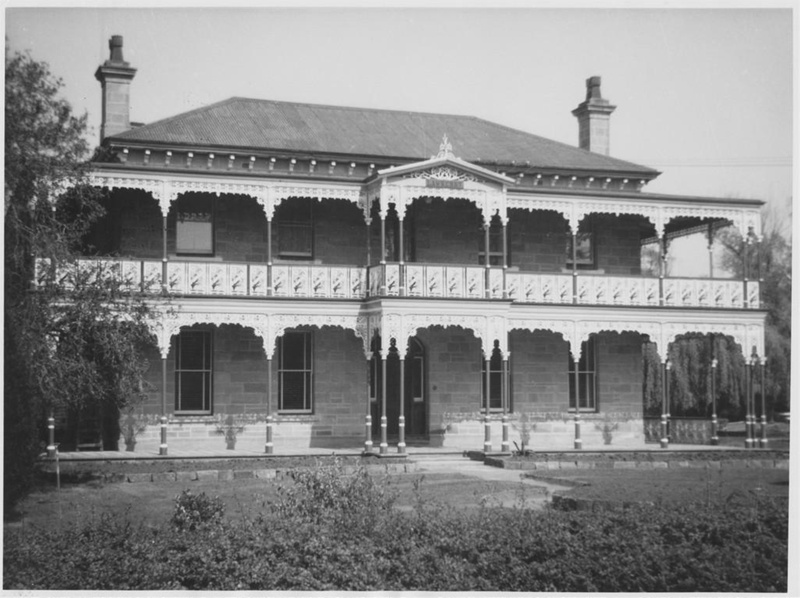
[[4, 47, 154, 510], [642, 204, 791, 422]]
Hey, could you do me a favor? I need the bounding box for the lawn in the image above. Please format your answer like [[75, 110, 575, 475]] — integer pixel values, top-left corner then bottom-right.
[[4, 458, 789, 592]]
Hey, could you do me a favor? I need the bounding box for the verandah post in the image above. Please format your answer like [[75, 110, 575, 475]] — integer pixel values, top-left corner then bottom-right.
[[46, 410, 56, 458], [398, 354, 406, 454], [571, 229, 578, 304], [380, 349, 388, 455], [502, 221, 509, 300], [484, 222, 491, 299], [710, 335, 719, 445], [745, 354, 754, 449], [266, 216, 273, 297], [501, 354, 510, 453], [484, 353, 492, 453], [398, 214, 405, 297], [161, 214, 168, 295], [660, 357, 669, 449], [759, 356, 768, 448], [573, 353, 582, 449], [265, 356, 273, 454], [160, 356, 168, 456], [364, 353, 373, 454]]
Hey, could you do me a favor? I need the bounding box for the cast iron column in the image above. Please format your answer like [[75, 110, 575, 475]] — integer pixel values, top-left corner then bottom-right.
[[380, 215, 387, 295], [398, 215, 405, 297], [161, 214, 168, 295], [265, 357, 273, 454], [571, 230, 578, 304], [46, 410, 56, 458], [660, 358, 669, 449], [502, 222, 509, 300], [710, 338, 719, 446], [501, 354, 510, 453], [364, 353, 373, 454], [484, 222, 491, 299], [398, 354, 406, 454], [658, 234, 666, 306], [266, 217, 273, 297], [160, 357, 168, 455], [745, 354, 754, 449], [380, 350, 388, 455], [484, 353, 492, 453], [743, 233, 751, 309], [759, 357, 768, 448], [573, 354, 582, 449]]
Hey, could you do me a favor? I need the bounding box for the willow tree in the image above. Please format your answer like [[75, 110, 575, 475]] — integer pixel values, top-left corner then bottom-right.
[[5, 47, 154, 510]]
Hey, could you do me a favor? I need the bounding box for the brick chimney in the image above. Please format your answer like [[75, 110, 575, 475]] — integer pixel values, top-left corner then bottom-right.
[[571, 76, 616, 155], [95, 35, 137, 141]]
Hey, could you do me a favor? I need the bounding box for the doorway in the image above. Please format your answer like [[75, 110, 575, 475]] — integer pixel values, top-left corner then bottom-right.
[[371, 337, 427, 439]]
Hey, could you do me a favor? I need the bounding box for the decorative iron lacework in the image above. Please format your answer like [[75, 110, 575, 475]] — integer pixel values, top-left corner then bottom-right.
[[404, 166, 478, 183]]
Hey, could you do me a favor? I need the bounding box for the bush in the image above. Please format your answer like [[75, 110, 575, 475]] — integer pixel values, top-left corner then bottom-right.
[[2, 465, 789, 592], [171, 489, 225, 531]]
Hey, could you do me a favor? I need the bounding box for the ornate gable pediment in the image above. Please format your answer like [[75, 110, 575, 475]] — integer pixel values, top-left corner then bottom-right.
[[376, 135, 514, 191]]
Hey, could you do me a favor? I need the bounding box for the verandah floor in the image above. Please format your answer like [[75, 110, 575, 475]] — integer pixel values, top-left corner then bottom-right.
[[48, 442, 751, 462]]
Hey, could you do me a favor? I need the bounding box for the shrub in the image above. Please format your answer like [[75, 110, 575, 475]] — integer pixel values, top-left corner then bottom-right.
[[171, 489, 225, 531]]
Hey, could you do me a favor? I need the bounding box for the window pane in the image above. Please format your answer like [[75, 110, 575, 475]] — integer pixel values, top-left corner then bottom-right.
[[179, 332, 208, 369], [281, 333, 307, 369], [281, 372, 307, 410], [178, 371, 208, 411], [177, 220, 213, 254]]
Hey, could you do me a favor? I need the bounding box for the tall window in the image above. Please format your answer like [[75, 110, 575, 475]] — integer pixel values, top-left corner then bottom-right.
[[175, 329, 213, 414], [566, 217, 595, 269], [478, 218, 505, 266], [279, 331, 313, 413], [277, 198, 313, 260], [568, 338, 597, 411], [481, 344, 503, 411], [176, 195, 214, 255]]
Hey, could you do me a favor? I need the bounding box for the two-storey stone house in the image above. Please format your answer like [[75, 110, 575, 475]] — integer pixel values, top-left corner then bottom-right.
[[63, 36, 767, 454]]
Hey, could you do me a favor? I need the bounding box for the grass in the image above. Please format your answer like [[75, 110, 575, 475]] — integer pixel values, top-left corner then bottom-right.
[[5, 471, 545, 532], [525, 467, 789, 504]]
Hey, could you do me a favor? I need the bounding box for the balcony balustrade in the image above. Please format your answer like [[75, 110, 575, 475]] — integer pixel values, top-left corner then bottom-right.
[[37, 258, 760, 309]]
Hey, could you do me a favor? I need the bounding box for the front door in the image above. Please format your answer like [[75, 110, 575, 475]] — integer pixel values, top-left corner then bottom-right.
[[371, 337, 427, 439]]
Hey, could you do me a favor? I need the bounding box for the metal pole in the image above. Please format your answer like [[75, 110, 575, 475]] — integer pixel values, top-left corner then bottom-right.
[[161, 215, 168, 295], [573, 353, 582, 449], [265, 357, 273, 454], [501, 355, 510, 453], [760, 357, 768, 448], [484, 222, 491, 299], [665, 359, 672, 444], [380, 216, 387, 295], [660, 358, 668, 449], [398, 216, 405, 297], [502, 222, 509, 300], [707, 222, 714, 279], [160, 357, 168, 456], [658, 235, 666, 306], [266, 217, 273, 297], [398, 355, 406, 454], [743, 234, 751, 309], [380, 352, 388, 455], [710, 335, 719, 445], [484, 355, 492, 453], [364, 354, 373, 454], [47, 410, 56, 458], [572, 231, 578, 304], [745, 356, 754, 449]]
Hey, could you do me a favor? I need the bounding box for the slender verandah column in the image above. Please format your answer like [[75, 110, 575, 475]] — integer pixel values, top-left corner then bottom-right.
[[759, 357, 768, 448], [502, 222, 509, 300], [660, 357, 669, 449], [573, 353, 582, 449], [398, 215, 405, 297], [571, 229, 578, 304], [484, 353, 492, 453], [364, 353, 373, 454], [743, 233, 751, 309], [160, 356, 168, 456], [658, 234, 666, 306], [161, 214, 168, 295], [380, 349, 388, 455], [47, 410, 56, 458], [484, 222, 491, 299], [745, 354, 754, 449], [398, 354, 406, 454], [501, 353, 510, 453], [265, 356, 274, 454], [710, 335, 719, 445], [266, 217, 273, 297], [380, 215, 387, 295]]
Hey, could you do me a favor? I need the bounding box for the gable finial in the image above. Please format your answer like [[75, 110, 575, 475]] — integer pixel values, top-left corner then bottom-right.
[[436, 134, 454, 159]]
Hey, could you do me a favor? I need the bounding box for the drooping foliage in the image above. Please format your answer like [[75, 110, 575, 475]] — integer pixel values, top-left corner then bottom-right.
[[4, 47, 154, 510], [642, 206, 791, 419]]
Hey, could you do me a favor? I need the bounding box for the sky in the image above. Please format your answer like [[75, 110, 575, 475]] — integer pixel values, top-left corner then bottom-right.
[[4, 5, 795, 226]]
